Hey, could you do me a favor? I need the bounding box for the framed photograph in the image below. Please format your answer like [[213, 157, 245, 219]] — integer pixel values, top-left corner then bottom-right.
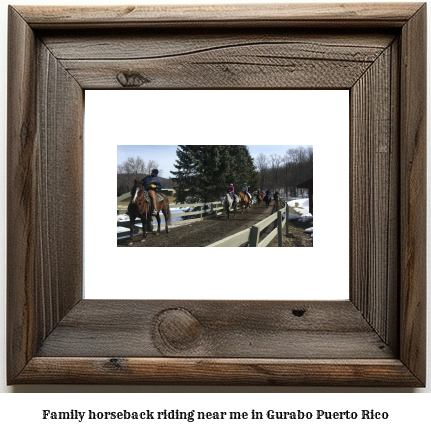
[[7, 3, 426, 386]]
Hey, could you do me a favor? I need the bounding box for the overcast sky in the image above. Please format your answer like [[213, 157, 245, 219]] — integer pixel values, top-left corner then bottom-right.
[[117, 144, 310, 177]]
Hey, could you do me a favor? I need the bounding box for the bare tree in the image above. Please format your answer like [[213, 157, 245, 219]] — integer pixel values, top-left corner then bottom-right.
[[117, 157, 142, 193], [281, 147, 313, 197], [146, 159, 163, 176], [255, 153, 269, 189], [117, 156, 163, 194], [118, 156, 145, 177], [270, 154, 283, 189]]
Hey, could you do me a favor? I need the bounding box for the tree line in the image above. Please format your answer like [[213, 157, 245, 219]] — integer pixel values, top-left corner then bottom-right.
[[117, 157, 177, 196], [117, 146, 312, 200], [255, 147, 313, 197], [170, 145, 260, 203]]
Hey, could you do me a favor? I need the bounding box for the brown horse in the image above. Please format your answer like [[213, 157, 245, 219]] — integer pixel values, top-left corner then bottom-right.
[[257, 193, 263, 205], [126, 200, 147, 246], [128, 180, 171, 245], [239, 192, 251, 214], [271, 191, 282, 214]]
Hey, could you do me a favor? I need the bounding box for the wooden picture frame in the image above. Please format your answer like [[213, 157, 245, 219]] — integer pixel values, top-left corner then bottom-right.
[[7, 3, 426, 386]]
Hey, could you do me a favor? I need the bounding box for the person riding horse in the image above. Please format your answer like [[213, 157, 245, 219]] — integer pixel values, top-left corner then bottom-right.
[[141, 169, 163, 215], [228, 183, 237, 206], [274, 190, 281, 209], [264, 189, 272, 206], [241, 182, 252, 204]]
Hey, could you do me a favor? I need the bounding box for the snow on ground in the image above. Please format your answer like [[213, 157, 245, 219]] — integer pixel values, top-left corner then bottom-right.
[[117, 207, 190, 225], [304, 227, 314, 237], [117, 207, 194, 239], [286, 197, 312, 222], [288, 198, 309, 215], [286, 198, 313, 239]]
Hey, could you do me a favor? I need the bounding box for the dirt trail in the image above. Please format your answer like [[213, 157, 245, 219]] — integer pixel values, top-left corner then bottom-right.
[[117, 203, 274, 247]]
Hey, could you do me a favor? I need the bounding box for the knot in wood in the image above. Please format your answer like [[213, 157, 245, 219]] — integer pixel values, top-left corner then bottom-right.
[[155, 308, 203, 351], [292, 308, 306, 317], [116, 71, 150, 87]]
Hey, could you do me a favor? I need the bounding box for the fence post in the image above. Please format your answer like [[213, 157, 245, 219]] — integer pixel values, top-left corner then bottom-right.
[[286, 204, 289, 237], [277, 209, 283, 247], [250, 226, 260, 247]]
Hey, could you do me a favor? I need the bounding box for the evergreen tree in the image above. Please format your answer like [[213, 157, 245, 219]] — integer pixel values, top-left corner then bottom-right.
[[171, 145, 260, 203], [224, 145, 260, 191]]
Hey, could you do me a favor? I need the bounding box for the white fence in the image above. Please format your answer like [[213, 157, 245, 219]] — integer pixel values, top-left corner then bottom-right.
[[117, 200, 225, 238], [207, 201, 289, 247], [118, 193, 289, 246]]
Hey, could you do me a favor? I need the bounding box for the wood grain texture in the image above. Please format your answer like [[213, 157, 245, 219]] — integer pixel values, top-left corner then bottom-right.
[[43, 31, 394, 89], [36, 300, 393, 359], [7, 6, 83, 383], [399, 3, 427, 385], [350, 44, 399, 349], [35, 41, 84, 335], [7, 3, 427, 386], [15, 358, 423, 386], [15, 3, 423, 29], [7, 6, 38, 381], [41, 31, 395, 60]]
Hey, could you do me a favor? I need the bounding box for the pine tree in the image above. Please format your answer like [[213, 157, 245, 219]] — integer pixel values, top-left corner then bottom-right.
[[171, 145, 260, 203]]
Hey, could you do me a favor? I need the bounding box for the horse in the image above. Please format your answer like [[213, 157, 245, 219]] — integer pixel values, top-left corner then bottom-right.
[[271, 191, 282, 214], [127, 180, 171, 246], [264, 193, 272, 208], [221, 193, 237, 219], [239, 192, 251, 214], [126, 199, 147, 246], [256, 192, 263, 205]]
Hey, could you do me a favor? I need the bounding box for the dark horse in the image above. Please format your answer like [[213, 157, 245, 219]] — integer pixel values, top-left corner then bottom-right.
[[264, 193, 272, 208], [239, 192, 251, 214], [127, 180, 171, 246]]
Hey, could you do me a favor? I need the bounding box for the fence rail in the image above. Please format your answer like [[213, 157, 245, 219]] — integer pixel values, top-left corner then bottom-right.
[[117, 200, 225, 238], [207, 203, 288, 247], [118, 196, 291, 246]]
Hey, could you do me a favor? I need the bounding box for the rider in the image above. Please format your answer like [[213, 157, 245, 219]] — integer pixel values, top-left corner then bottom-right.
[[274, 190, 280, 209], [141, 169, 163, 215], [242, 182, 252, 204], [265, 189, 272, 201], [228, 183, 237, 206]]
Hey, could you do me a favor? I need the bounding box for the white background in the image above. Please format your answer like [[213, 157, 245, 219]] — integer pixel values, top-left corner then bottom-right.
[[0, 0, 430, 427], [85, 90, 349, 300]]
